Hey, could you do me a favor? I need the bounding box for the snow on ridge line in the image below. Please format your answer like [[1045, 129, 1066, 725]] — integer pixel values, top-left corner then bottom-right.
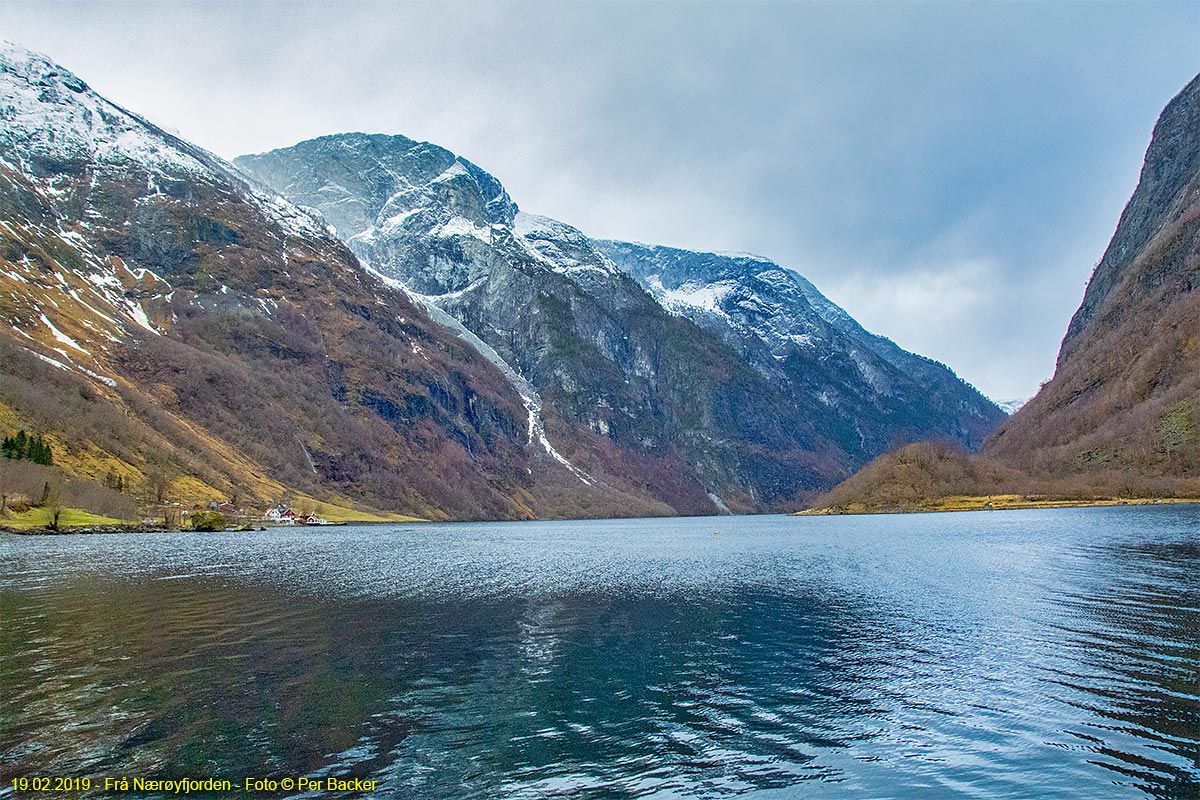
[[0, 41, 331, 244], [597, 238, 776, 265], [513, 212, 619, 276], [0, 41, 210, 176], [713, 250, 775, 263], [363, 265, 600, 487], [431, 161, 471, 184]]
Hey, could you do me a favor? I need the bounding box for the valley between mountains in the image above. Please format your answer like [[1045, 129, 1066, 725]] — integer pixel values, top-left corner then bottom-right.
[[0, 40, 1194, 527]]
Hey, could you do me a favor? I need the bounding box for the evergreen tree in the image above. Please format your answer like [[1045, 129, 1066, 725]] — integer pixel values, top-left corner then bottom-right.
[[1, 432, 55, 464], [30, 435, 53, 465]]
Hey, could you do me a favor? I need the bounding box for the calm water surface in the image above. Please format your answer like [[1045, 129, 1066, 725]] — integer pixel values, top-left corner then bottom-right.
[[1, 506, 1198, 799]]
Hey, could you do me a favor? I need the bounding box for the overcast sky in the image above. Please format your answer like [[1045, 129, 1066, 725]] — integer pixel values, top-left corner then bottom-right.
[[3, 1, 1197, 400]]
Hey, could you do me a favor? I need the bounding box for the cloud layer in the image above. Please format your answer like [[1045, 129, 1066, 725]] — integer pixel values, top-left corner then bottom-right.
[[3, 0, 1197, 400]]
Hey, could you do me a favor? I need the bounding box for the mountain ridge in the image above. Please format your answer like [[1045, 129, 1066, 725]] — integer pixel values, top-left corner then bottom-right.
[[594, 239, 1004, 458], [240, 132, 857, 511]]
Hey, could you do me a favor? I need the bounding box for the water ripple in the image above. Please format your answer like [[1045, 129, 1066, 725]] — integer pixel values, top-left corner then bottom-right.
[[1, 505, 1198, 798]]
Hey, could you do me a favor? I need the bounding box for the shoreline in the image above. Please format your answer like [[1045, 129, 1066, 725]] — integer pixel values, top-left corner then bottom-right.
[[797, 495, 1200, 516], [5, 498, 1196, 533], [0, 518, 428, 536]]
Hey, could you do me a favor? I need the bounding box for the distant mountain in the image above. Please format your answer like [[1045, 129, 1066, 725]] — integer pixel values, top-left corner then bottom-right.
[[237, 134, 1002, 511], [811, 73, 1200, 512], [595, 241, 1005, 457], [236, 134, 852, 513], [995, 398, 1027, 416]]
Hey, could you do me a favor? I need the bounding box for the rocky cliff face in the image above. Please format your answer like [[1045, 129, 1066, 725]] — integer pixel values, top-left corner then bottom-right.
[[1058, 74, 1200, 367], [986, 73, 1200, 480], [596, 242, 1005, 459]]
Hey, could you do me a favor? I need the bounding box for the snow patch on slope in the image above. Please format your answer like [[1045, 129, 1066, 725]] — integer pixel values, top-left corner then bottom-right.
[[39, 313, 87, 353], [365, 266, 599, 486], [644, 275, 736, 318], [707, 492, 733, 515], [433, 215, 493, 242]]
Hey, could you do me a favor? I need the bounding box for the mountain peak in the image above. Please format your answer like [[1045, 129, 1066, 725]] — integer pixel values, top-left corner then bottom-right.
[[0, 39, 87, 90], [0, 41, 208, 177], [235, 132, 518, 242]]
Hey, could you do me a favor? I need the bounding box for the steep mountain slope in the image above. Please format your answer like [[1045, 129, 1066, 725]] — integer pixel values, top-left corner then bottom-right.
[[237, 135, 1002, 510], [237, 135, 857, 512], [986, 73, 1200, 480], [595, 242, 1004, 458], [0, 42, 597, 520], [810, 73, 1200, 512]]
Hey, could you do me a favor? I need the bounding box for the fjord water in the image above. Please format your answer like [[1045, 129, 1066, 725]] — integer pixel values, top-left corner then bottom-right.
[[1, 507, 1197, 799]]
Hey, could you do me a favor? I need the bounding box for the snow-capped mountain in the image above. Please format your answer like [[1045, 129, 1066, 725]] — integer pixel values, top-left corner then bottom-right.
[[238, 135, 855, 512], [996, 398, 1027, 415], [237, 133, 1003, 496], [0, 44, 844, 520], [0, 40, 324, 354], [596, 241, 1006, 455], [0, 41, 1008, 519]]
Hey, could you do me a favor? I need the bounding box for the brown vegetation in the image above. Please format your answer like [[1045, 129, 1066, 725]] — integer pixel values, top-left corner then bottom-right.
[[0, 458, 135, 521], [808, 441, 1200, 515], [985, 74, 1200, 482], [0, 141, 849, 520]]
